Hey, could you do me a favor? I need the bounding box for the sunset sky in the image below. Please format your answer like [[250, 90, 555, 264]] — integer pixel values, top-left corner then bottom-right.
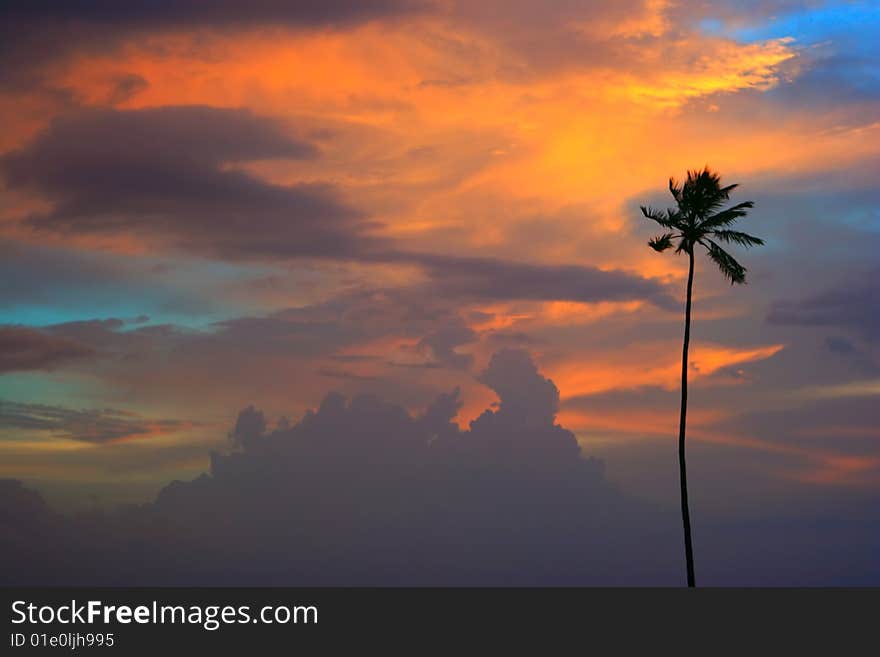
[[0, 0, 877, 545]]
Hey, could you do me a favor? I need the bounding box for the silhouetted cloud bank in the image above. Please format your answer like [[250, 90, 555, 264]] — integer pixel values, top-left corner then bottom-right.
[[0, 349, 680, 585], [2, 349, 878, 585]]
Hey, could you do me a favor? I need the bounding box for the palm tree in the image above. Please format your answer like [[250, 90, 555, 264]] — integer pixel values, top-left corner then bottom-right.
[[641, 167, 762, 587]]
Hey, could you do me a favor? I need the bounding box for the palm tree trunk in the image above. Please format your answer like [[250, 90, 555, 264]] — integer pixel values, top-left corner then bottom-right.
[[679, 249, 696, 587]]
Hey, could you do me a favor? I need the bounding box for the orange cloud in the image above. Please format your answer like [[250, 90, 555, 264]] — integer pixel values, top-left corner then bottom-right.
[[548, 342, 784, 398], [6, 16, 873, 284]]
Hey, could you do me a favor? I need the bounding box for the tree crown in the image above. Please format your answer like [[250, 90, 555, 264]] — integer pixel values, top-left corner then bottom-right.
[[641, 166, 763, 284]]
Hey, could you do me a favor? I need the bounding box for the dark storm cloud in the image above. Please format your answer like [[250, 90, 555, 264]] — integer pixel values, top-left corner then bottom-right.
[[1, 106, 383, 260], [0, 1, 431, 91], [0, 400, 193, 444], [6, 105, 317, 167], [407, 253, 677, 309], [0, 325, 94, 373], [767, 267, 879, 340]]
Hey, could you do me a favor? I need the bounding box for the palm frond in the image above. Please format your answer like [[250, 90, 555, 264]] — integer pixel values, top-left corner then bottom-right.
[[699, 201, 755, 229], [688, 167, 721, 189], [648, 232, 676, 252], [704, 239, 747, 284], [704, 189, 735, 213], [641, 205, 681, 229], [718, 183, 739, 197], [711, 229, 764, 248], [668, 177, 683, 203]]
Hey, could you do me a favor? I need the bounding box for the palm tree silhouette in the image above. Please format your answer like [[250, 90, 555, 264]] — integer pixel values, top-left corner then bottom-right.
[[641, 167, 762, 587]]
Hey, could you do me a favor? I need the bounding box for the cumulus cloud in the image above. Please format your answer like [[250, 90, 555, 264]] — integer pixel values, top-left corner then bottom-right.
[[478, 349, 562, 431], [2, 348, 879, 585], [229, 405, 267, 450], [0, 480, 64, 577], [0, 349, 682, 585], [402, 319, 477, 370]]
